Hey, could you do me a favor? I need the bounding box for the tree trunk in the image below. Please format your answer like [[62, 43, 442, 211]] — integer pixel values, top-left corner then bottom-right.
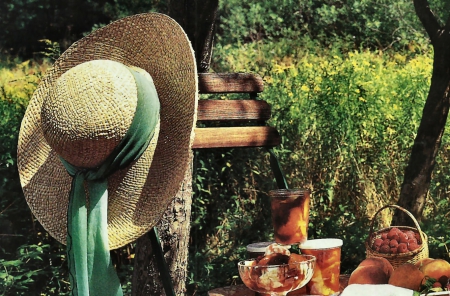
[[132, 151, 194, 295], [167, 0, 219, 72], [132, 0, 219, 295], [131, 3, 219, 294], [393, 0, 450, 225]]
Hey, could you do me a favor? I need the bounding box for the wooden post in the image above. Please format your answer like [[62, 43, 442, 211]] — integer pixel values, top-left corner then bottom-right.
[[132, 151, 194, 295], [131, 73, 279, 295]]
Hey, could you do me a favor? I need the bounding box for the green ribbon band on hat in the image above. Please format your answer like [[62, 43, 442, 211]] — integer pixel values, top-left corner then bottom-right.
[[61, 66, 160, 296]]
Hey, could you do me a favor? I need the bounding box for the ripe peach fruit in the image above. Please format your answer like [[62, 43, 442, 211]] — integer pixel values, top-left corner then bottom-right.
[[398, 232, 409, 244], [388, 263, 425, 291], [408, 238, 418, 245], [414, 258, 434, 269], [389, 239, 399, 248], [419, 259, 450, 287], [397, 243, 408, 253], [405, 230, 415, 240], [388, 228, 400, 240], [414, 232, 422, 244], [288, 253, 307, 263], [372, 238, 383, 249], [380, 245, 390, 253], [408, 242, 420, 251], [358, 257, 394, 278], [348, 265, 389, 285]]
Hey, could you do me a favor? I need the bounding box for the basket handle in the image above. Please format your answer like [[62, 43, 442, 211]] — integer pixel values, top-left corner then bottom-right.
[[368, 204, 425, 242]]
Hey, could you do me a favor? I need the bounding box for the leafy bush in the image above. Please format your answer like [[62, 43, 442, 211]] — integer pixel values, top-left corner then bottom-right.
[[187, 40, 450, 294], [0, 58, 70, 295], [216, 0, 449, 51], [2, 40, 450, 296]]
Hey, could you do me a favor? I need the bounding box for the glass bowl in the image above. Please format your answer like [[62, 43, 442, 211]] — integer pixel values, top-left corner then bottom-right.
[[237, 254, 316, 296]]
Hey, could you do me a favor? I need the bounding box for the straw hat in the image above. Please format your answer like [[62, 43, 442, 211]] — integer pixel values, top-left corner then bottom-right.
[[17, 13, 198, 250]]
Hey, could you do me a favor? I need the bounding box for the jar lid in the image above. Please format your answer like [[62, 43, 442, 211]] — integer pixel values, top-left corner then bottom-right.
[[299, 238, 343, 250], [246, 242, 291, 253], [268, 188, 310, 200]]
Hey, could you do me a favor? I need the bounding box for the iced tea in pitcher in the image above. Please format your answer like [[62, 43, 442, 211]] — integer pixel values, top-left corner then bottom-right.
[[270, 189, 310, 245]]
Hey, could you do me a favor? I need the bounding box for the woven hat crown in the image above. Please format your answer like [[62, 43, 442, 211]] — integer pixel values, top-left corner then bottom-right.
[[17, 13, 198, 250], [41, 60, 151, 168]]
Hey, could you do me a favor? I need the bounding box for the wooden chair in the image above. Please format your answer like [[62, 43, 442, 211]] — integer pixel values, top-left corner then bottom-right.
[[153, 72, 284, 296], [193, 73, 281, 149]]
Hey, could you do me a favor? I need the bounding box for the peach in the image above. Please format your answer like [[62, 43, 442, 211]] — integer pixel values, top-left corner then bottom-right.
[[372, 238, 383, 249], [405, 230, 415, 240], [288, 253, 307, 263], [348, 265, 389, 285], [398, 232, 408, 243], [408, 238, 418, 245], [388, 263, 425, 291], [414, 257, 434, 269], [414, 232, 422, 244], [397, 243, 408, 253], [388, 227, 400, 238], [408, 242, 420, 251], [389, 240, 399, 248], [257, 253, 289, 265], [358, 257, 394, 278], [388, 228, 401, 242], [420, 259, 450, 287], [380, 245, 390, 253]]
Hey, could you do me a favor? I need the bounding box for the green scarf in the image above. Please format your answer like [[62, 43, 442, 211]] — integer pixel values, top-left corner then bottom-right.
[[61, 67, 160, 296]]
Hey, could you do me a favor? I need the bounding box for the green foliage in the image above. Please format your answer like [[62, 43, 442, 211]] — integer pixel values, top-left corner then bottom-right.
[[187, 40, 450, 294], [2, 1, 450, 294], [38, 40, 61, 62], [217, 0, 448, 51], [0, 57, 138, 295], [188, 148, 275, 293], [3, 41, 450, 295], [0, 241, 70, 295], [2, 0, 449, 58], [0, 58, 70, 295]]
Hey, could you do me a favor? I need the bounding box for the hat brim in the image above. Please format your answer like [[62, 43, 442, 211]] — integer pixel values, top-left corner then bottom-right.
[[18, 13, 198, 249]]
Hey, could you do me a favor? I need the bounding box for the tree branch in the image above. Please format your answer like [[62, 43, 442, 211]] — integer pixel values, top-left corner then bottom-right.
[[413, 0, 441, 41]]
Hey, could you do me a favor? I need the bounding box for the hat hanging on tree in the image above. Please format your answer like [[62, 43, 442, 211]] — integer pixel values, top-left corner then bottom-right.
[[17, 13, 198, 295]]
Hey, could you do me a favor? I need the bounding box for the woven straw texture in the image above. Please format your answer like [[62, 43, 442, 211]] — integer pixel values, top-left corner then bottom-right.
[[365, 205, 429, 269], [17, 13, 198, 250]]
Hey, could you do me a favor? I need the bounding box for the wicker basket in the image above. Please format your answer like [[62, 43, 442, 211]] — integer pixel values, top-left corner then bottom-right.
[[365, 204, 429, 269]]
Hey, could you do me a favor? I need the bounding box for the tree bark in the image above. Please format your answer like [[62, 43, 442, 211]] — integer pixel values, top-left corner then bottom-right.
[[131, 3, 219, 294], [393, 0, 450, 225], [132, 151, 194, 295], [167, 0, 219, 72]]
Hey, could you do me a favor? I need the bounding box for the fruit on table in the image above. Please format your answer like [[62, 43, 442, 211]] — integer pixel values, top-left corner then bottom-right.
[[418, 258, 450, 288], [371, 227, 422, 255], [349, 265, 390, 284], [388, 263, 424, 291], [357, 257, 394, 278], [414, 257, 434, 269], [271, 190, 310, 245], [239, 243, 314, 293], [347, 255, 450, 294], [348, 258, 394, 285]]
